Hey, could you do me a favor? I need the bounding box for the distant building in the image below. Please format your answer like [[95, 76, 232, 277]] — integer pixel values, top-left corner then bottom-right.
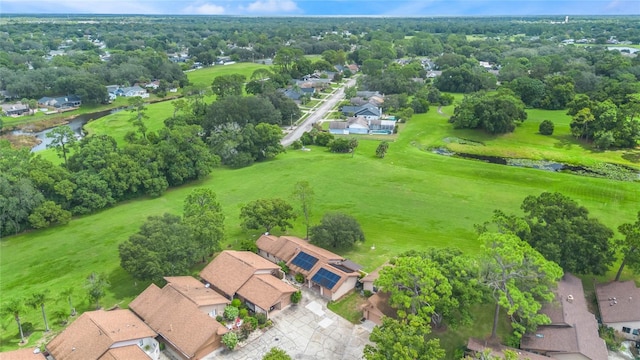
[[595, 280, 640, 341], [37, 95, 81, 108], [1, 103, 29, 116]]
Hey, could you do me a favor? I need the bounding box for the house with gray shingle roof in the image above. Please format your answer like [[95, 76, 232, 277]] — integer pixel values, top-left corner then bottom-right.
[[520, 273, 608, 360], [595, 280, 640, 340]]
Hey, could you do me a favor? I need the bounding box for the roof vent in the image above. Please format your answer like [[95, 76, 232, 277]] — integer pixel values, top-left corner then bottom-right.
[[567, 295, 574, 303]]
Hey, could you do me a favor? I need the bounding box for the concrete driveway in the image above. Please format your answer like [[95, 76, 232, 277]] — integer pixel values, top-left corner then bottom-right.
[[208, 290, 371, 360]]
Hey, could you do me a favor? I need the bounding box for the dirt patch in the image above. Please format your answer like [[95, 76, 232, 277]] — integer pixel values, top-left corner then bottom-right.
[[0, 134, 41, 149]]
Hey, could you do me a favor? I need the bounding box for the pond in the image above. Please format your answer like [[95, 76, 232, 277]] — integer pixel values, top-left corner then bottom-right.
[[12, 108, 122, 152], [431, 147, 640, 182]]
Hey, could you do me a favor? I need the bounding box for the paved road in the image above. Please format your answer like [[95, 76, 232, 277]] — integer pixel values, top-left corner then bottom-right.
[[281, 77, 358, 147]]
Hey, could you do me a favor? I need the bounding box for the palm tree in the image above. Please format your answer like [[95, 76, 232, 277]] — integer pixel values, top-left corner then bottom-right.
[[59, 287, 76, 316], [27, 290, 51, 332], [2, 298, 26, 343]]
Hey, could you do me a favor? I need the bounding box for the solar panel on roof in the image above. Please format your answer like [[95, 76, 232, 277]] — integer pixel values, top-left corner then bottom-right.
[[311, 268, 341, 290], [291, 252, 318, 271]]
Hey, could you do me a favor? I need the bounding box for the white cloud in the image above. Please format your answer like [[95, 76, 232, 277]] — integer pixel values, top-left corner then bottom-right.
[[182, 2, 226, 14], [243, 0, 299, 13]]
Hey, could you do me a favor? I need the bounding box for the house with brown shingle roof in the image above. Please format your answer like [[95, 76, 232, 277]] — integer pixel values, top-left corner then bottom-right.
[[164, 276, 230, 319], [361, 292, 397, 325], [129, 284, 227, 360], [0, 348, 46, 360], [520, 273, 608, 360], [595, 280, 640, 340], [256, 235, 361, 301], [46, 309, 159, 360], [199, 250, 297, 318], [466, 338, 552, 360]]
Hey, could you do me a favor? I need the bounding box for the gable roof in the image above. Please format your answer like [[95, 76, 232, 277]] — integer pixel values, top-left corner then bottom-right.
[[164, 276, 230, 308], [46, 309, 156, 360], [236, 274, 297, 311], [520, 273, 608, 360], [329, 121, 348, 130], [0, 348, 47, 360], [129, 284, 226, 359], [466, 338, 550, 360], [362, 291, 397, 321], [257, 235, 344, 264], [348, 117, 369, 128], [97, 346, 149, 360], [199, 250, 279, 297], [595, 280, 640, 323]]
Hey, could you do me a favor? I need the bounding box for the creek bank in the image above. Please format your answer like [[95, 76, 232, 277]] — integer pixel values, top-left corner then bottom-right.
[[431, 147, 640, 182]]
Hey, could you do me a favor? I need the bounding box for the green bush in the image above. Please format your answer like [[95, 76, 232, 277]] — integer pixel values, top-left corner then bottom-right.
[[224, 305, 240, 321], [21, 322, 34, 337], [246, 316, 258, 330], [256, 312, 267, 325], [363, 290, 373, 298], [222, 332, 239, 350], [295, 273, 305, 283], [538, 120, 554, 135], [291, 140, 303, 150], [231, 299, 242, 308], [216, 315, 224, 322], [277, 261, 290, 274], [239, 308, 249, 319], [599, 325, 622, 351], [291, 290, 302, 304]]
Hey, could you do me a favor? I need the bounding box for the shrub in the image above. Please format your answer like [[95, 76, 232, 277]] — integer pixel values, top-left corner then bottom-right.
[[231, 299, 242, 308], [216, 315, 224, 322], [240, 321, 253, 338], [291, 290, 302, 304], [224, 305, 240, 321], [363, 290, 373, 298], [277, 261, 290, 274], [256, 312, 267, 325], [291, 140, 303, 150], [295, 273, 305, 283], [599, 325, 623, 351], [246, 316, 258, 330], [21, 322, 34, 337], [315, 132, 334, 146], [538, 120, 554, 135], [239, 308, 249, 319], [222, 332, 239, 350], [263, 347, 292, 360]]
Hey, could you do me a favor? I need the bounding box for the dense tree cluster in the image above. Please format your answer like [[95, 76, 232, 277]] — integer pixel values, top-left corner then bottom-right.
[[0, 123, 217, 237], [450, 91, 527, 134]]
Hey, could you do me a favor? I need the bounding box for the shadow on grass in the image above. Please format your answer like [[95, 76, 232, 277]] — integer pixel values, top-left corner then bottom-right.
[[106, 267, 150, 307], [622, 150, 640, 163]]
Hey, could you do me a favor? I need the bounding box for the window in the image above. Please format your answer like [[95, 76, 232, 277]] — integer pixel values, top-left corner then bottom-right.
[[622, 327, 631, 333], [632, 329, 639, 336], [209, 309, 216, 317]]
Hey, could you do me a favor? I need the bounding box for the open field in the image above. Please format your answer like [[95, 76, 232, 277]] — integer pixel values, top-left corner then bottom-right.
[[185, 63, 270, 88], [3, 73, 640, 352]]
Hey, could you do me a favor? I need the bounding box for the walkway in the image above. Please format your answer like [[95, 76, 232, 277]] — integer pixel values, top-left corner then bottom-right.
[[207, 290, 371, 359]]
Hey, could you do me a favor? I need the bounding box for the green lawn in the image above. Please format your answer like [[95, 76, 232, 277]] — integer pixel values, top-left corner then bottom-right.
[[422, 101, 640, 168], [2, 87, 640, 352], [186, 63, 271, 88]]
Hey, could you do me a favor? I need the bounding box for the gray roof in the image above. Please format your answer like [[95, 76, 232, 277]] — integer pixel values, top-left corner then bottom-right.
[[520, 273, 608, 360], [596, 280, 640, 323], [329, 121, 348, 129]]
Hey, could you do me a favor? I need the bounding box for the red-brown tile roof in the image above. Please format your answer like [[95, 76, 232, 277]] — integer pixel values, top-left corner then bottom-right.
[[164, 276, 230, 308], [200, 250, 279, 297], [0, 348, 46, 360], [97, 345, 150, 360], [129, 284, 226, 359], [595, 280, 640, 323], [236, 274, 297, 311], [46, 309, 156, 360]]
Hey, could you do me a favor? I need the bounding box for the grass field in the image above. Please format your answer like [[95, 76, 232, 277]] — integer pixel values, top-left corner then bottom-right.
[[185, 63, 270, 88], [2, 79, 640, 352]]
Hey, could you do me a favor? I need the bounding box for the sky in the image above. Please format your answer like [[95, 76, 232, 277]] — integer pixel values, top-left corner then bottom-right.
[[0, 0, 638, 16]]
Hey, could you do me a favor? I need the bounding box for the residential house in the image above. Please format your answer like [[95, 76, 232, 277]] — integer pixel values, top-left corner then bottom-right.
[[347, 64, 359, 73], [520, 273, 608, 360], [282, 87, 315, 101], [129, 283, 227, 360], [46, 309, 159, 360], [0, 348, 46, 360], [199, 251, 297, 317], [340, 103, 381, 120], [1, 103, 29, 116], [466, 338, 552, 360], [426, 70, 442, 78], [595, 280, 640, 340], [144, 81, 160, 90], [362, 292, 396, 325], [38, 95, 82, 108], [256, 235, 362, 301], [360, 265, 384, 293], [329, 116, 395, 136], [164, 276, 230, 319], [120, 86, 149, 98]]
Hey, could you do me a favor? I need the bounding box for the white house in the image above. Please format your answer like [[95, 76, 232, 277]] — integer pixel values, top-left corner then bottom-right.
[[121, 86, 149, 98], [596, 280, 640, 340]]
